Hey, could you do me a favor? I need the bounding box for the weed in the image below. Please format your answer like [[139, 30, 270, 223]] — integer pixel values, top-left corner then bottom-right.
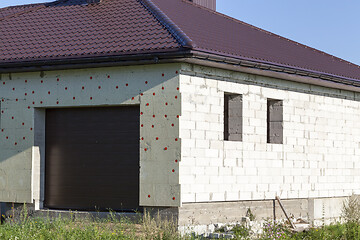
[[232, 224, 252, 239], [246, 208, 256, 221], [261, 220, 291, 240]]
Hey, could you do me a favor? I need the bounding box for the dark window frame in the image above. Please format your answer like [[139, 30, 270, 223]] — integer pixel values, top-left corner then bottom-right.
[[224, 93, 243, 141], [267, 99, 283, 144]]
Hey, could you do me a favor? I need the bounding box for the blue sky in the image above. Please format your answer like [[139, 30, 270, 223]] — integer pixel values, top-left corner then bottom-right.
[[1, 0, 359, 65]]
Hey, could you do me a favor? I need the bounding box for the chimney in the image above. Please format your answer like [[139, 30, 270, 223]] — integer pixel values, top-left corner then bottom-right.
[[189, 0, 216, 11], [87, 0, 101, 4]]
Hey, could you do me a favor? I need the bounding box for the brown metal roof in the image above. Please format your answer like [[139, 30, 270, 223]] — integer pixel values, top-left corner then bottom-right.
[[0, 0, 360, 83], [152, 0, 360, 82], [0, 0, 180, 62]]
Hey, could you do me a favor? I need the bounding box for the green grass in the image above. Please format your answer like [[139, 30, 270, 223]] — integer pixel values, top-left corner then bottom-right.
[[0, 211, 189, 240], [1, 216, 360, 240], [1, 194, 360, 240], [230, 222, 360, 240]]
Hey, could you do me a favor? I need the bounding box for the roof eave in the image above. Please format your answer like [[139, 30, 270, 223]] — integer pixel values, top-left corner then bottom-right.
[[186, 50, 360, 93], [0, 50, 193, 74], [1, 49, 360, 94]]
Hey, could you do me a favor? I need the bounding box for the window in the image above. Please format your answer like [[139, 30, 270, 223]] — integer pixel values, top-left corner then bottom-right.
[[267, 99, 283, 144], [224, 94, 242, 141]]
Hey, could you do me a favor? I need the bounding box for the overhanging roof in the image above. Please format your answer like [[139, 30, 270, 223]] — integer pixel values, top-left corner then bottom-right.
[[0, 0, 360, 87]]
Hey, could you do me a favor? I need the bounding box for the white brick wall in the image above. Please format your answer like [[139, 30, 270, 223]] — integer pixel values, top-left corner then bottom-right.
[[179, 72, 360, 203]]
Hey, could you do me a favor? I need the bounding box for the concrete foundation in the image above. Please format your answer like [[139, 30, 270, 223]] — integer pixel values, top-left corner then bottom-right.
[[178, 196, 347, 234], [0, 196, 350, 234]]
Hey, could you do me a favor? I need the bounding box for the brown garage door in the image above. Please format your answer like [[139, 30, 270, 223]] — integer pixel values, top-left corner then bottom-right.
[[44, 106, 140, 211]]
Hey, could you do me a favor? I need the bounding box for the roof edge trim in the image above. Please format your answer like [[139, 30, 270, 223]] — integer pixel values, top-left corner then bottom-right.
[[0, 50, 193, 73], [182, 57, 360, 94], [182, 56, 360, 94], [138, 0, 195, 48], [191, 49, 360, 85]]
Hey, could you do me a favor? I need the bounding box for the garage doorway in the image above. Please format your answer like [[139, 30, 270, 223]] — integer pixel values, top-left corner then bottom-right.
[[44, 106, 140, 211]]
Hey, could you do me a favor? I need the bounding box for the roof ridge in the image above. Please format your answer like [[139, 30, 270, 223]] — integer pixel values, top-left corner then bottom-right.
[[0, 5, 44, 22], [182, 0, 360, 70], [0, 3, 42, 10], [138, 0, 195, 48], [0, 0, 66, 22]]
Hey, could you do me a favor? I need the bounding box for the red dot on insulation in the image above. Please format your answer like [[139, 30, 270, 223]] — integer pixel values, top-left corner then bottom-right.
[[90, 77, 92, 80], [41, 80, 43, 83], [175, 138, 178, 141], [164, 115, 167, 118], [141, 137, 144, 140], [140, 93, 143, 96], [32, 91, 35, 94], [16, 99, 18, 102], [27, 106, 30, 109], [177, 115, 179, 118], [145, 81, 148, 84], [162, 73, 164, 77], [23, 137, 25, 140], [32, 102, 35, 105], [141, 124, 144, 127], [56, 101, 59, 104], [22, 123, 24, 126], [116, 86, 119, 89], [6, 136, 8, 139], [171, 124, 174, 127], [65, 87, 67, 90], [40, 101, 43, 104], [148, 195, 151, 198], [48, 91, 51, 94], [30, 128, 33, 131], [172, 169, 175, 173], [12, 88, 15, 91], [57, 78, 60, 81], [14, 142, 17, 145], [25, 80, 28, 83], [107, 75, 110, 79], [11, 117, 14, 119], [153, 93, 155, 96], [25, 93, 27, 96], [175, 96, 178, 99], [131, 97, 134, 100], [177, 87, 179, 91], [176, 71, 179, 74], [172, 197, 175, 200], [152, 125, 154, 128], [144, 148, 147, 151], [1, 110, 3, 113], [98, 86, 101, 89], [81, 87, 84, 90], [1, 129, 3, 132], [140, 112, 143, 115], [73, 97, 76, 100], [162, 87, 164, 90], [164, 147, 168, 150], [126, 83, 128, 86], [156, 137, 159, 140], [152, 115, 155, 118], [165, 102, 168, 106], [2, 82, 5, 85], [146, 103, 149, 106], [175, 159, 178, 163], [90, 97, 93, 100]]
